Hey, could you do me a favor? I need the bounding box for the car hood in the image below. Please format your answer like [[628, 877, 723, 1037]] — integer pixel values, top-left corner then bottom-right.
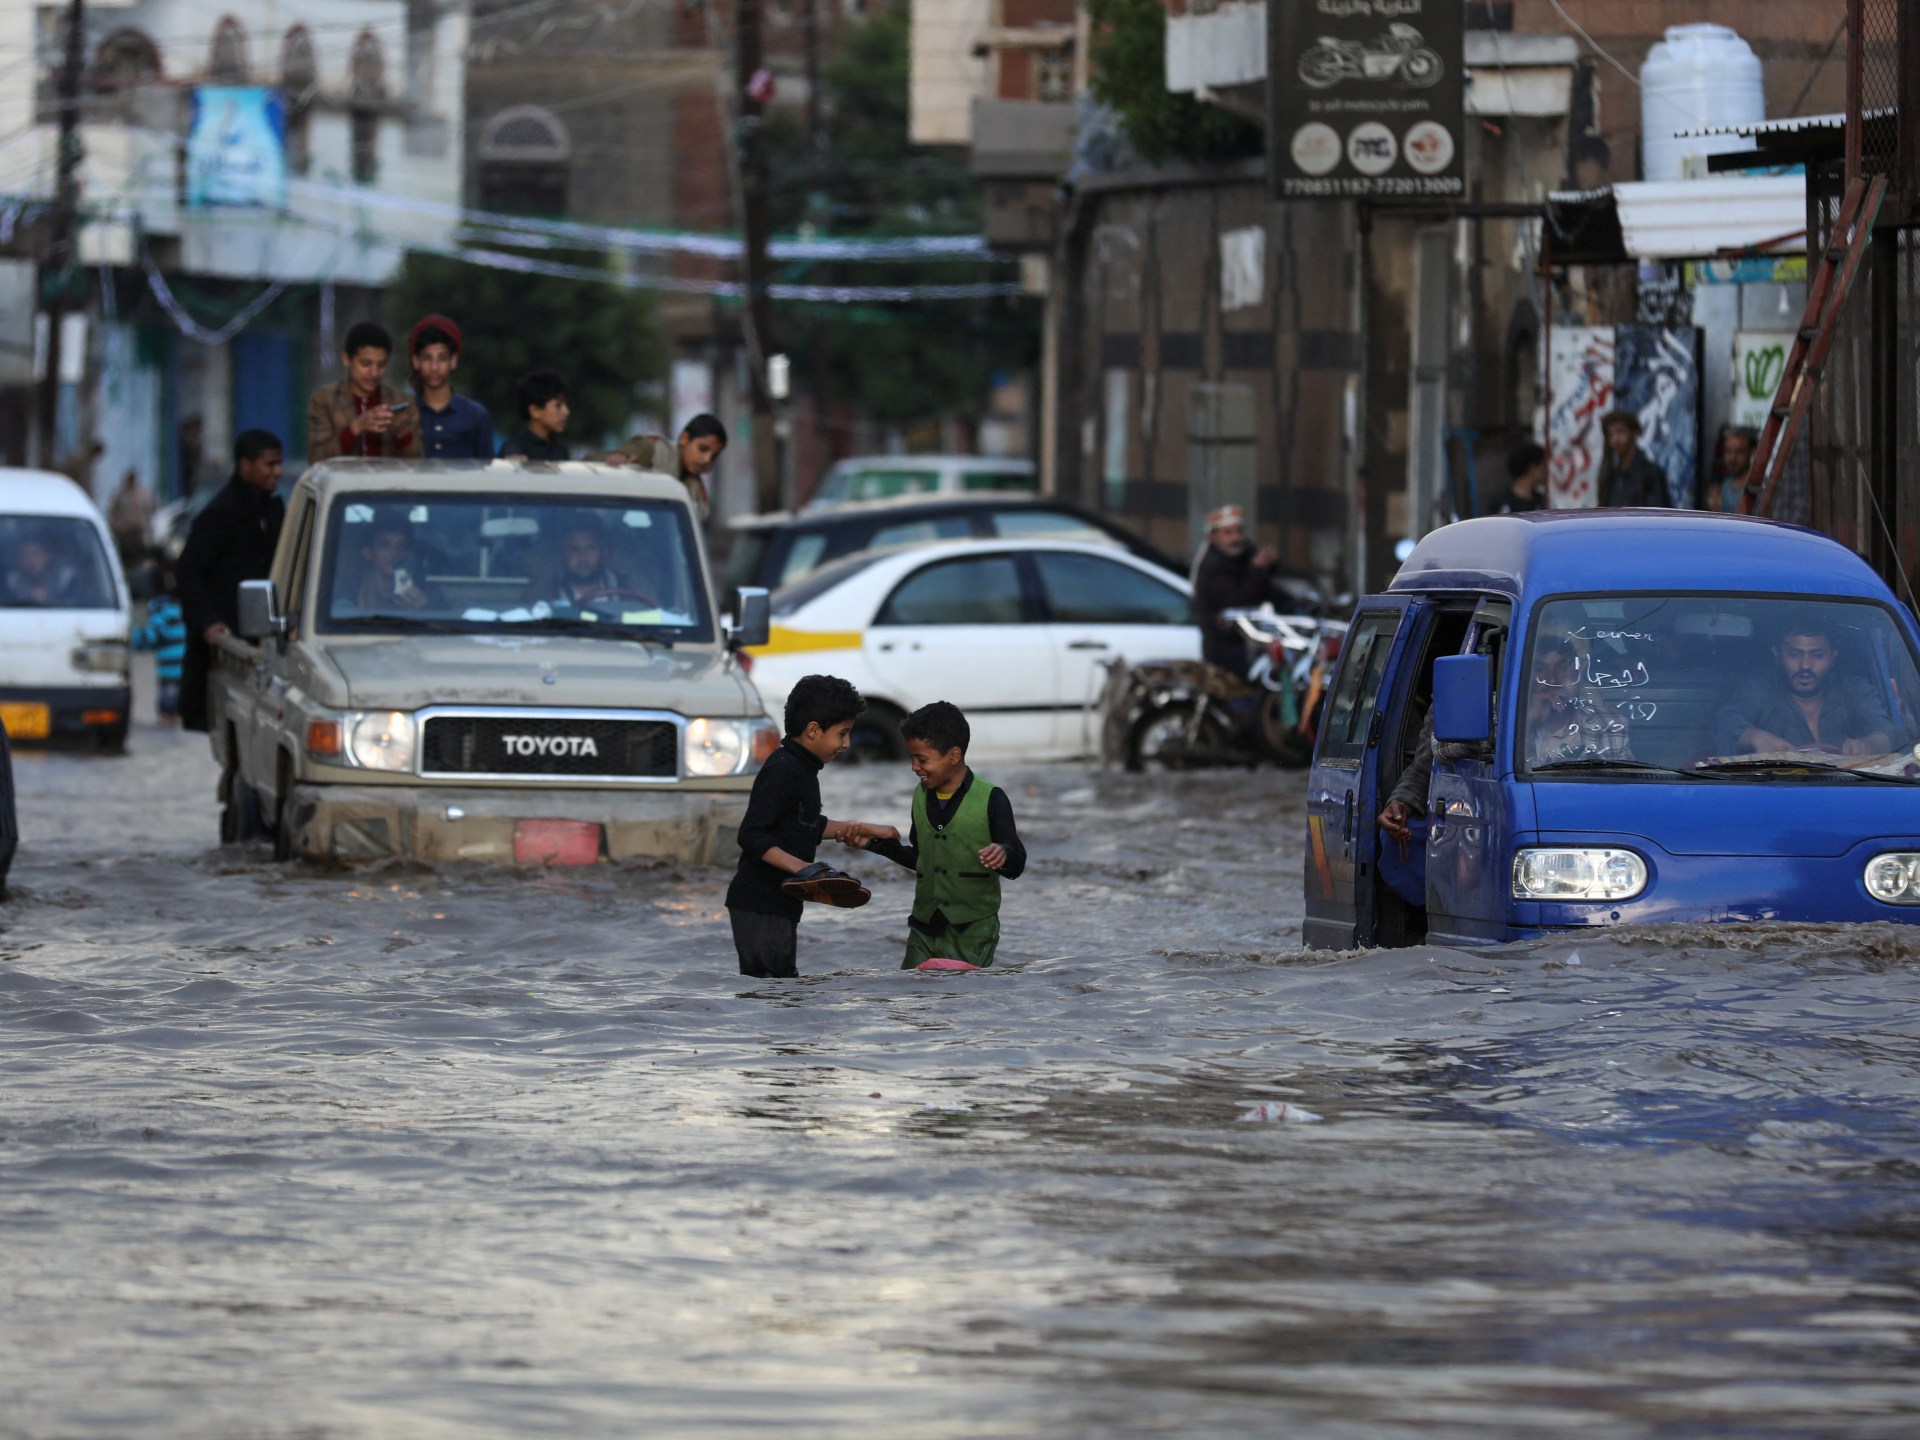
[[1531, 777, 1920, 857], [314, 632, 761, 716]]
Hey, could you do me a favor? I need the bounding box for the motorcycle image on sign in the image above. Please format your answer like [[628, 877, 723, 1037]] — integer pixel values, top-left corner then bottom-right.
[[1298, 24, 1444, 89]]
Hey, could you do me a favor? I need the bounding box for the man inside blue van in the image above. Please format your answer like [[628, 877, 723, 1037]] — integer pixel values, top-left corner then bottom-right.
[[1719, 624, 1896, 756]]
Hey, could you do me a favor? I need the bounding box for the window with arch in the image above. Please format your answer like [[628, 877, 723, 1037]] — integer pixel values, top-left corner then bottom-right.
[[477, 105, 571, 216], [281, 26, 317, 176], [91, 28, 160, 91], [350, 29, 385, 184], [210, 16, 249, 84]]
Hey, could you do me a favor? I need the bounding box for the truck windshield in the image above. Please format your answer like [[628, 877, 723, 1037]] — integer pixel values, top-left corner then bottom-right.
[[316, 492, 713, 642], [0, 515, 117, 609], [1520, 595, 1920, 776]]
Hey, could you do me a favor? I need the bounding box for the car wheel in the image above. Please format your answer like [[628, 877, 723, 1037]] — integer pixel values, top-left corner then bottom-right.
[[847, 702, 905, 764], [271, 758, 297, 862], [96, 724, 129, 756]]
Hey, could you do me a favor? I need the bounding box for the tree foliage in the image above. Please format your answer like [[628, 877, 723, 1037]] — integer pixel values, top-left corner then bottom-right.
[[1085, 0, 1264, 166], [762, 2, 1038, 429], [386, 251, 666, 447]]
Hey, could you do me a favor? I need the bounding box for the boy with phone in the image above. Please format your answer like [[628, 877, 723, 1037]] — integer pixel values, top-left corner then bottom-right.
[[305, 321, 424, 462]]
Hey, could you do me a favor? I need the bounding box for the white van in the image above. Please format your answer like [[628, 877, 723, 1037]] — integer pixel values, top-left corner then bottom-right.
[[803, 454, 1035, 509], [0, 470, 132, 749]]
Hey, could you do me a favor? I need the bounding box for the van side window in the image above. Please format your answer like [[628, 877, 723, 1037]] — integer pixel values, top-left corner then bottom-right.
[[1318, 612, 1399, 763]]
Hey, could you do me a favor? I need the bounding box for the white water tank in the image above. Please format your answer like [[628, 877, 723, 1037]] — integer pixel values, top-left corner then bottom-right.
[[1640, 24, 1765, 181]]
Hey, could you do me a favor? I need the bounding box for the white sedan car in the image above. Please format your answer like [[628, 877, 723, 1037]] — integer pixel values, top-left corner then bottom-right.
[[745, 539, 1201, 761]]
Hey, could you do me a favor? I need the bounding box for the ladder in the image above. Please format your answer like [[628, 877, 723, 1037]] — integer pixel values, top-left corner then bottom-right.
[[1740, 173, 1888, 517]]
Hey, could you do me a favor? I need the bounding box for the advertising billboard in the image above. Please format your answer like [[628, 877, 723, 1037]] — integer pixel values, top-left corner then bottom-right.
[[1268, 0, 1464, 201], [186, 87, 288, 209]]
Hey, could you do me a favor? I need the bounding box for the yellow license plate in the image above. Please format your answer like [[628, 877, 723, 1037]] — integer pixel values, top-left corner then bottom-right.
[[0, 703, 50, 740]]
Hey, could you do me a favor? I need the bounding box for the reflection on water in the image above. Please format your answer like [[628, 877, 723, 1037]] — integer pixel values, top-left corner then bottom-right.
[[1, 728, 1917, 1437]]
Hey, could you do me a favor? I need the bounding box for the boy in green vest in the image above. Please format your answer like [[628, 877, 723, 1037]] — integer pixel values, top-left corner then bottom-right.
[[855, 701, 1027, 968]]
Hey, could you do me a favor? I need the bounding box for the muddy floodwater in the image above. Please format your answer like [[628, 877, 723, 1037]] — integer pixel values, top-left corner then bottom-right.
[[4, 725, 1920, 1438]]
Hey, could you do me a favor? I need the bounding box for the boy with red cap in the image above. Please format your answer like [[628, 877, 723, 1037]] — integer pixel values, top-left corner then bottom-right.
[[409, 314, 495, 460]]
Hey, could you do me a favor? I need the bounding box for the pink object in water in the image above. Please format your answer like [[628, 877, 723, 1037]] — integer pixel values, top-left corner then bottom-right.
[[915, 957, 978, 972], [513, 818, 602, 866]]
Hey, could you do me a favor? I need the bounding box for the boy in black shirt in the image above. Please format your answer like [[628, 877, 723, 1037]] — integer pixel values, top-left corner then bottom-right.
[[725, 674, 895, 978], [501, 370, 571, 461], [854, 701, 1026, 969]]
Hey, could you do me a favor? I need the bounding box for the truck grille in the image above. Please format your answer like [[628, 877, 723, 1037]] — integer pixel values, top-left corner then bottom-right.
[[420, 714, 679, 779]]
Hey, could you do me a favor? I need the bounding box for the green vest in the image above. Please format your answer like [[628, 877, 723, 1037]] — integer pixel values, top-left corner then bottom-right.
[[911, 777, 1001, 926]]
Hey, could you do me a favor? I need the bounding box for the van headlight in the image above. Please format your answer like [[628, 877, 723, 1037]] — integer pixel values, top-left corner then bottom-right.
[[1864, 852, 1920, 904], [1512, 847, 1648, 901], [349, 711, 416, 771], [684, 717, 780, 777], [72, 641, 129, 674]]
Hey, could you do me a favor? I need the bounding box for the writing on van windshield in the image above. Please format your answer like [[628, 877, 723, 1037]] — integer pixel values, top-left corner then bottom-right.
[[1522, 596, 1920, 769]]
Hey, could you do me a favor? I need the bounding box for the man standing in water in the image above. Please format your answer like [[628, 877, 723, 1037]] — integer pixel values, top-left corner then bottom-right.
[[1719, 624, 1896, 756], [176, 430, 286, 733], [1192, 505, 1279, 675]]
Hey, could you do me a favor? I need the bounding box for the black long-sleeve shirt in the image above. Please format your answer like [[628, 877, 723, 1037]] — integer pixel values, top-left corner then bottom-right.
[[726, 737, 831, 920], [867, 771, 1026, 881]]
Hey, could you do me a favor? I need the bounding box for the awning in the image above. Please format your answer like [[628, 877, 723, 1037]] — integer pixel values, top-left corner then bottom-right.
[[1545, 174, 1806, 265]]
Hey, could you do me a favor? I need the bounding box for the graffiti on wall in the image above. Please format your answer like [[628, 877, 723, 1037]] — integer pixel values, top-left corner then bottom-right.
[[1548, 325, 1700, 507]]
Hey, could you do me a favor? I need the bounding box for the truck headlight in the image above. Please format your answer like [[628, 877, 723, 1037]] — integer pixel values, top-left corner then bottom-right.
[[1864, 852, 1920, 905], [1512, 847, 1648, 901], [349, 711, 416, 771], [684, 717, 747, 777], [683, 717, 779, 777]]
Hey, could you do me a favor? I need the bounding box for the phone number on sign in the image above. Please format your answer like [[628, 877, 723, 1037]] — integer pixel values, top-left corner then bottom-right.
[[1282, 175, 1464, 197]]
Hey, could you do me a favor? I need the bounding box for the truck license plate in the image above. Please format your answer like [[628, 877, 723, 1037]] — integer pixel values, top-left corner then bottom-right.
[[0, 703, 50, 740]]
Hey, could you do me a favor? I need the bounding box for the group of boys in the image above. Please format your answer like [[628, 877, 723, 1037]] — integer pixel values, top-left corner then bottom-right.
[[726, 678, 1027, 978], [304, 316, 729, 515]]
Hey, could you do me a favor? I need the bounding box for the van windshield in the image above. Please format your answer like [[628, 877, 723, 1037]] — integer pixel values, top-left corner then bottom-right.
[[316, 492, 712, 642], [0, 515, 117, 609], [1520, 595, 1920, 776]]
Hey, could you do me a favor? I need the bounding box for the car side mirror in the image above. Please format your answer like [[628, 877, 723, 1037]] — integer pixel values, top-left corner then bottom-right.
[[236, 579, 285, 642], [727, 586, 771, 650], [1431, 654, 1492, 745]]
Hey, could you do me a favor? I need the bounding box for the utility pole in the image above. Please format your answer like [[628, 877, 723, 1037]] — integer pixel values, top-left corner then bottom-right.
[[36, 0, 86, 471], [735, 0, 780, 513]]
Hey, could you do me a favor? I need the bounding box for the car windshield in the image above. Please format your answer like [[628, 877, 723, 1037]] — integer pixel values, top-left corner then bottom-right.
[[1520, 595, 1920, 776], [316, 492, 712, 641], [0, 515, 117, 609], [771, 552, 887, 616]]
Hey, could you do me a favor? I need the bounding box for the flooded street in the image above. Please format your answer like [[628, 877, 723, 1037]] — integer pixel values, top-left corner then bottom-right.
[[4, 725, 1920, 1438]]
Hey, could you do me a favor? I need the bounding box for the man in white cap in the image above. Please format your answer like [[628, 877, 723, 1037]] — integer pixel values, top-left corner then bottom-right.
[[1192, 504, 1281, 673]]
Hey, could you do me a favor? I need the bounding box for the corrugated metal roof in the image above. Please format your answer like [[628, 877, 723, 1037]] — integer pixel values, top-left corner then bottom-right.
[[1613, 174, 1806, 259]]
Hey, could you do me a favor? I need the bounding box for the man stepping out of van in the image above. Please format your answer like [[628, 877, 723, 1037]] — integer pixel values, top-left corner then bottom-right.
[[596, 414, 727, 518], [408, 314, 495, 460], [176, 430, 285, 734]]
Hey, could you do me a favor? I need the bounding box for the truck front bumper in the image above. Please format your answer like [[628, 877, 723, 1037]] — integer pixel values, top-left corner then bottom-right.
[[281, 783, 749, 866]]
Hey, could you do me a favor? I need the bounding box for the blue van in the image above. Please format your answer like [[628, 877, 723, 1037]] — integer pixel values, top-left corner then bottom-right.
[[1304, 511, 1920, 949]]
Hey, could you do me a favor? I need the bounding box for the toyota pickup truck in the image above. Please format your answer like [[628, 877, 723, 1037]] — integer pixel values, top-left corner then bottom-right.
[[211, 461, 776, 865]]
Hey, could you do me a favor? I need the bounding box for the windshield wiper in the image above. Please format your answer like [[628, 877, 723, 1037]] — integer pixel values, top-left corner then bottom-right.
[[1693, 756, 1920, 784], [343, 612, 477, 633], [504, 613, 674, 648], [1532, 757, 1725, 780]]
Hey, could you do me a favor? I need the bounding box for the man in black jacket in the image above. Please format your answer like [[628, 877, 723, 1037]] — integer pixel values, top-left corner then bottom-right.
[[1192, 504, 1279, 674], [177, 430, 286, 733], [1598, 411, 1670, 508]]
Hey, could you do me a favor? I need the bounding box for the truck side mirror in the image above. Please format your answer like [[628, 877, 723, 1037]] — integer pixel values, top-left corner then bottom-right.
[[727, 587, 771, 650], [1431, 653, 1492, 744], [236, 579, 285, 641]]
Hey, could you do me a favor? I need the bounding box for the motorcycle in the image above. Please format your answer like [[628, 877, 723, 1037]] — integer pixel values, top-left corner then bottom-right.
[[1297, 23, 1444, 90], [1102, 607, 1346, 772]]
